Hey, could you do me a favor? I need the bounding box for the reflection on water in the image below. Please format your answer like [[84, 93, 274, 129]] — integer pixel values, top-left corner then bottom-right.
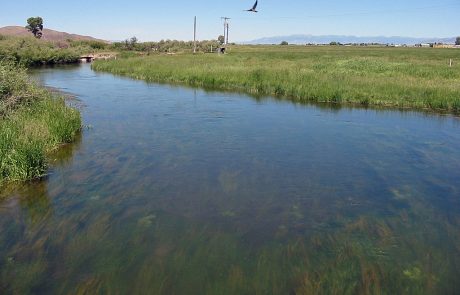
[[1, 64, 460, 294]]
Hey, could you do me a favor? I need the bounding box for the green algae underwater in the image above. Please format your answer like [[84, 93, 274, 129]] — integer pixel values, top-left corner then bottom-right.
[[1, 64, 460, 294]]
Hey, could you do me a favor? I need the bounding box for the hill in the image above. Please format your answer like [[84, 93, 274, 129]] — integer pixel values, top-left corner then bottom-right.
[[244, 34, 456, 45], [0, 26, 107, 43]]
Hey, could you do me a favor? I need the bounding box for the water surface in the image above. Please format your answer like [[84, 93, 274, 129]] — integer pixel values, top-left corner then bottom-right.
[[1, 64, 460, 294]]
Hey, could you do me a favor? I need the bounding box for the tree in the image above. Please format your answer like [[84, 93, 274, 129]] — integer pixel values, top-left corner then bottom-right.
[[124, 36, 138, 50], [26, 17, 43, 39], [280, 41, 289, 45], [456, 37, 460, 46], [130, 36, 138, 46], [217, 35, 225, 45]]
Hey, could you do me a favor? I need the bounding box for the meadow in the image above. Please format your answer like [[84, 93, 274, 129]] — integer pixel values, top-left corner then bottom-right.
[[93, 45, 460, 113], [0, 61, 81, 183]]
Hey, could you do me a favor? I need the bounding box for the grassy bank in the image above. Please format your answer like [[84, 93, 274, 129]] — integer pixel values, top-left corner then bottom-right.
[[93, 45, 460, 113], [0, 61, 81, 183]]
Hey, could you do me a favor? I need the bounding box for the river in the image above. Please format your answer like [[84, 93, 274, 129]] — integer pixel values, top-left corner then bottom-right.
[[1, 64, 459, 294]]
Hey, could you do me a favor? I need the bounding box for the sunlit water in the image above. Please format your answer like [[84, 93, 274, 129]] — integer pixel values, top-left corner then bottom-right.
[[1, 64, 460, 294]]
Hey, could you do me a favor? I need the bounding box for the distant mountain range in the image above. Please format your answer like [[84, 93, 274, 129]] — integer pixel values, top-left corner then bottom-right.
[[0, 26, 107, 43], [244, 35, 457, 45]]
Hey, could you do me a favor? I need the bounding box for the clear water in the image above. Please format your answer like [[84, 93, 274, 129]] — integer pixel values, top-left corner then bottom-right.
[[1, 64, 460, 294]]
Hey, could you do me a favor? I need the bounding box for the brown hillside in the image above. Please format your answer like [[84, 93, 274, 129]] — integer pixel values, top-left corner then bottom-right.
[[0, 26, 107, 43]]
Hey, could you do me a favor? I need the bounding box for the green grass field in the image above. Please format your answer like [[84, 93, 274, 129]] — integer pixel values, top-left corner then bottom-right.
[[93, 45, 460, 113], [0, 61, 81, 183]]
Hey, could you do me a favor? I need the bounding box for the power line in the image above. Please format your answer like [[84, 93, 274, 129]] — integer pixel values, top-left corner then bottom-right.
[[221, 17, 230, 44], [193, 16, 197, 54]]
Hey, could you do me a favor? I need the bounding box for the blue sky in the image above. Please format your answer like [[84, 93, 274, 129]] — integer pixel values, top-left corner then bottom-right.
[[1, 0, 459, 41]]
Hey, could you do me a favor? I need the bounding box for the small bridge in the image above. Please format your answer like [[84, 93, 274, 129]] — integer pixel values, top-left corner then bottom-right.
[[79, 53, 117, 63], [79, 56, 95, 63]]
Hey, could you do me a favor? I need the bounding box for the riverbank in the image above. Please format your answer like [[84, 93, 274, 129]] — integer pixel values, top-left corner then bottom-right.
[[0, 61, 81, 183], [93, 45, 460, 113]]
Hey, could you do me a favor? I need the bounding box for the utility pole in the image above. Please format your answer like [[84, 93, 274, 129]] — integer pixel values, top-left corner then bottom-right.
[[221, 17, 230, 45], [193, 16, 197, 54]]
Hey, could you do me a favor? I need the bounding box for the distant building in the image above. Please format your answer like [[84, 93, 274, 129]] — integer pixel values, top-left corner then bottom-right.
[[416, 43, 431, 48], [433, 44, 457, 49]]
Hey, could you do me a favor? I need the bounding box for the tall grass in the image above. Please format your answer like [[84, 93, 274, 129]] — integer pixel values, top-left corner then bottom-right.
[[0, 61, 81, 183], [93, 45, 460, 113]]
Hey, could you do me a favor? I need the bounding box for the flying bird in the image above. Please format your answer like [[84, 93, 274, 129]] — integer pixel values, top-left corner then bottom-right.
[[245, 0, 258, 12]]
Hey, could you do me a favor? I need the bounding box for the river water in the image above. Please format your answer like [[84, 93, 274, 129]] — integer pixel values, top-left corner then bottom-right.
[[1, 64, 460, 294]]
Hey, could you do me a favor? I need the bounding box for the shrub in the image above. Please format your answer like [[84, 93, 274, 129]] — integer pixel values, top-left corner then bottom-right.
[[0, 37, 80, 66]]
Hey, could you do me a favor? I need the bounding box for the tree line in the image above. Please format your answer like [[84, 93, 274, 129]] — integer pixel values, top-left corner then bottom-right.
[[112, 38, 223, 53]]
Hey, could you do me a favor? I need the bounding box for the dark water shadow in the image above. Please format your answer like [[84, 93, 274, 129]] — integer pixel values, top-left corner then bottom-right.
[[47, 131, 83, 168], [0, 130, 82, 219]]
